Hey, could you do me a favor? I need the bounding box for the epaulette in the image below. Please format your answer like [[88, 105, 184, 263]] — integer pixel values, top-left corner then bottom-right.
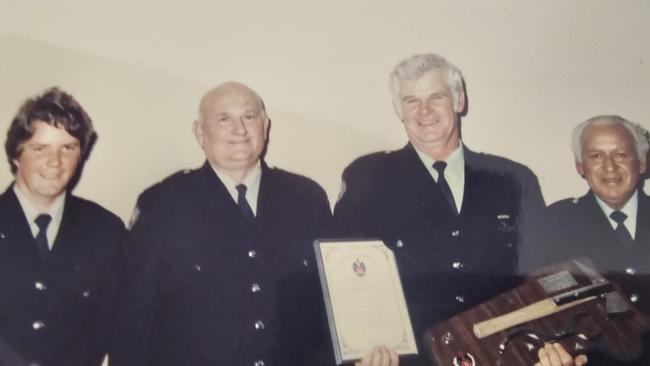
[[158, 168, 193, 184]]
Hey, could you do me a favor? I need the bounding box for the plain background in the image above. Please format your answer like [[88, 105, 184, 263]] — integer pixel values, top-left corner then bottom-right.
[[1, 0, 649, 223]]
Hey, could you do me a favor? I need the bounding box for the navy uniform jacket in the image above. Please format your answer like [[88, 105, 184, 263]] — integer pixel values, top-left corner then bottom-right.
[[110, 161, 332, 366], [540, 190, 650, 366], [333, 144, 545, 366], [0, 185, 124, 366]]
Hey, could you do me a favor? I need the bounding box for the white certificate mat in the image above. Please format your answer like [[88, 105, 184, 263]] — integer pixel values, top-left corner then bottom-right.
[[314, 239, 418, 364]]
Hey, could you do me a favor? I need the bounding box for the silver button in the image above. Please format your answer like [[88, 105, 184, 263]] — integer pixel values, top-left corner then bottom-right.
[[254, 360, 265, 366], [193, 264, 202, 271], [302, 259, 309, 266], [630, 293, 639, 303], [451, 230, 460, 238], [0, 232, 5, 239], [441, 332, 454, 344], [82, 291, 91, 298], [248, 250, 256, 258], [34, 282, 47, 291], [251, 283, 261, 293], [455, 295, 465, 303], [254, 320, 265, 330], [32, 321, 45, 330], [452, 261, 463, 269], [625, 267, 637, 275], [396, 239, 404, 248]]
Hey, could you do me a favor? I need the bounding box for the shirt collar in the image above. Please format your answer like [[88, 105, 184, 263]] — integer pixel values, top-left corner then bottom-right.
[[413, 142, 466, 211], [595, 190, 638, 219], [211, 161, 262, 214], [13, 183, 66, 237], [414, 141, 465, 182], [595, 190, 638, 237]]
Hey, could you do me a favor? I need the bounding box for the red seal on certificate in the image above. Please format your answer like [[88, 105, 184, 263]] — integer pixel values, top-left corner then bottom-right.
[[352, 258, 366, 277]]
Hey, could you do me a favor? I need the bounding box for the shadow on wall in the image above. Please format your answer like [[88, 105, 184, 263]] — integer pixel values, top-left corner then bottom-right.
[[0, 34, 205, 221], [0, 34, 402, 217]]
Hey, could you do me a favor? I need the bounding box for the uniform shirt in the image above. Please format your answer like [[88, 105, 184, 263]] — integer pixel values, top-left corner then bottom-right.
[[212, 161, 262, 215], [13, 184, 65, 249], [596, 190, 638, 239], [414, 143, 465, 213]]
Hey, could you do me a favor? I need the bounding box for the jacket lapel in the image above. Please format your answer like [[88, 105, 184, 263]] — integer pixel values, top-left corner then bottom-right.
[[633, 190, 650, 244], [581, 191, 622, 251], [0, 185, 42, 264], [400, 144, 452, 218], [195, 162, 249, 232]]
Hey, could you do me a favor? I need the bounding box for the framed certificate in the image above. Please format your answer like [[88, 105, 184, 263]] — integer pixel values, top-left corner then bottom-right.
[[314, 239, 418, 364]]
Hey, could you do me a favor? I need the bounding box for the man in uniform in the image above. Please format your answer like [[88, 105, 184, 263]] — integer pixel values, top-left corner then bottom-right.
[[0, 87, 124, 365], [333, 53, 546, 366], [110, 82, 331, 366], [539, 115, 650, 365]]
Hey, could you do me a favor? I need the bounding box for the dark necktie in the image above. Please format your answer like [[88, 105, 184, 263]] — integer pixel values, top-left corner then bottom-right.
[[610, 210, 633, 246], [34, 214, 52, 259], [236, 184, 255, 222], [433, 161, 458, 216]]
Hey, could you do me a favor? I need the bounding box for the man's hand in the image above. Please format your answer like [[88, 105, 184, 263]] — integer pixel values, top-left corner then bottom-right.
[[355, 346, 398, 366], [535, 343, 588, 366]]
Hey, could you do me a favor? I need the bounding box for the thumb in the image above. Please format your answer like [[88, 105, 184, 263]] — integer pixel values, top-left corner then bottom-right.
[[575, 354, 588, 366]]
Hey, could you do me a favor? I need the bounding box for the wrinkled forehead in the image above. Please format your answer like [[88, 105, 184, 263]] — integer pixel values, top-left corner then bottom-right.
[[582, 123, 636, 150], [398, 69, 450, 97], [200, 84, 264, 117]]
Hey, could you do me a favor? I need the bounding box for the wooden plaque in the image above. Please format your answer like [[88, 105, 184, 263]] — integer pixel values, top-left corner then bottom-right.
[[423, 259, 650, 366]]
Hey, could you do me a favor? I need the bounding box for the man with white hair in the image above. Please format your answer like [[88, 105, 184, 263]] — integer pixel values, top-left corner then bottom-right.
[[540, 115, 650, 366], [333, 53, 546, 366]]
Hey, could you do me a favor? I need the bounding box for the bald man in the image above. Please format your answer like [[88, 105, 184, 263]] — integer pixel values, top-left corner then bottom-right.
[[110, 83, 332, 366]]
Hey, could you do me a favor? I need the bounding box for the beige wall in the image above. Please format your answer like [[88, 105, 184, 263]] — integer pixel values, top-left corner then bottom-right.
[[1, 0, 649, 222]]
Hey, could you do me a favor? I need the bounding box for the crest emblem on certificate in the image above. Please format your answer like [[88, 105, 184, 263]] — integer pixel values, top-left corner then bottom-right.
[[452, 352, 475, 366], [352, 258, 366, 277]]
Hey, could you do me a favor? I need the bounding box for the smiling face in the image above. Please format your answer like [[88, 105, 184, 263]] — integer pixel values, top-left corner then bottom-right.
[[576, 123, 646, 209], [193, 83, 269, 182], [13, 121, 81, 210], [398, 68, 465, 160]]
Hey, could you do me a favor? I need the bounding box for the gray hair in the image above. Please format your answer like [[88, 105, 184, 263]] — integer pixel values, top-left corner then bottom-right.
[[389, 53, 465, 118], [571, 115, 649, 163]]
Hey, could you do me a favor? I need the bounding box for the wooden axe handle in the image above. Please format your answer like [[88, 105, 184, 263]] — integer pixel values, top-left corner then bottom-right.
[[473, 296, 597, 339]]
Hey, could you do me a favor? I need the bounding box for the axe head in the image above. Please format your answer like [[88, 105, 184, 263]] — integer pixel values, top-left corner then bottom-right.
[[605, 291, 633, 318]]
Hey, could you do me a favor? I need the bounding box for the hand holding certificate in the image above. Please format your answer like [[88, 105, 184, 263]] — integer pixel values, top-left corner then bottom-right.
[[314, 239, 418, 364]]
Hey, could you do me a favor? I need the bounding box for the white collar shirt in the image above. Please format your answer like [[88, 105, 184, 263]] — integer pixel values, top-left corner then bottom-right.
[[212, 162, 262, 216], [414, 143, 465, 213], [595, 190, 638, 239], [13, 184, 66, 249]]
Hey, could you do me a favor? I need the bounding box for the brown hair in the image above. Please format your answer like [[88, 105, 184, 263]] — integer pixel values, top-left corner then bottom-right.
[[5, 87, 97, 174]]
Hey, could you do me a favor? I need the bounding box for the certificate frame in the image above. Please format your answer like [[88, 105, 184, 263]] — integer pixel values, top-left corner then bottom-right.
[[314, 238, 418, 364]]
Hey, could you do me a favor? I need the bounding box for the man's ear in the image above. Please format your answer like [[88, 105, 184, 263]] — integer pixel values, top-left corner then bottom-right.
[[192, 120, 204, 148], [263, 117, 271, 141], [639, 156, 647, 174], [454, 92, 466, 113], [575, 160, 585, 178]]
